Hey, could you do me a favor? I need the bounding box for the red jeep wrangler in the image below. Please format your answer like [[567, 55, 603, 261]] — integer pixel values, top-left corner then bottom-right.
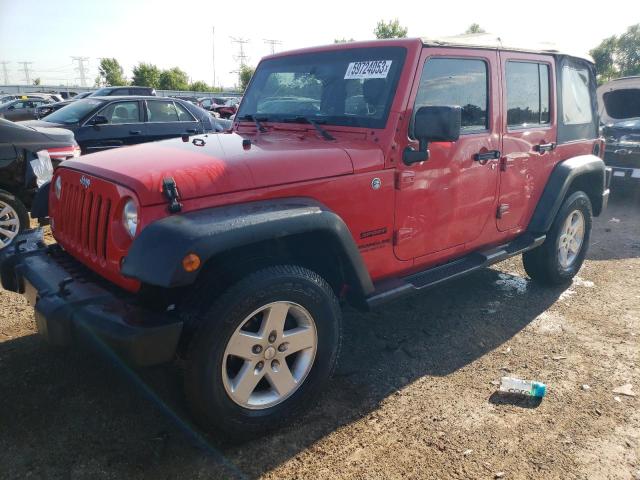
[[1, 38, 610, 438]]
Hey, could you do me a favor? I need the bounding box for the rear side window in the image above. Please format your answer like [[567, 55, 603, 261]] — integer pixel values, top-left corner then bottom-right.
[[96, 101, 140, 124], [175, 102, 195, 121], [561, 66, 592, 125], [506, 62, 550, 127], [146, 100, 180, 122], [413, 58, 488, 134]]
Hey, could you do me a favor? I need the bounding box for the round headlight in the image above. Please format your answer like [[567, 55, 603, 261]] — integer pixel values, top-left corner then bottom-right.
[[54, 175, 62, 199], [122, 199, 138, 238]]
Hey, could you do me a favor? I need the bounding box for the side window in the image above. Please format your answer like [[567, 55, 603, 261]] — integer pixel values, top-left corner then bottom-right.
[[413, 58, 488, 135], [95, 101, 140, 124], [12, 101, 28, 109], [561, 66, 592, 125], [146, 100, 180, 122], [506, 61, 550, 127], [174, 102, 195, 121]]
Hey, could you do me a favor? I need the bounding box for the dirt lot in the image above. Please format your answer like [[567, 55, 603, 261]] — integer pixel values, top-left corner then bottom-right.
[[0, 190, 638, 480]]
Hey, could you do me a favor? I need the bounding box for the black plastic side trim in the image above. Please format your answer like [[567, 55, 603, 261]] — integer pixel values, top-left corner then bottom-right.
[[528, 154, 606, 233], [30, 182, 50, 219], [365, 232, 545, 309], [122, 197, 374, 296]]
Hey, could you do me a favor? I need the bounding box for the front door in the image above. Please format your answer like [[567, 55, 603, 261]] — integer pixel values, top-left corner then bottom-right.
[[497, 52, 558, 231], [144, 99, 201, 142], [77, 100, 146, 153], [394, 48, 501, 261]]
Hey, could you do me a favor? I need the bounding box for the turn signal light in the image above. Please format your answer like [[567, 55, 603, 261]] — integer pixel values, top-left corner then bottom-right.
[[182, 253, 201, 272]]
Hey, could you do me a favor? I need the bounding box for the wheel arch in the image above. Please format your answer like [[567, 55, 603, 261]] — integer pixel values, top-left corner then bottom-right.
[[528, 154, 607, 234], [122, 197, 374, 301]]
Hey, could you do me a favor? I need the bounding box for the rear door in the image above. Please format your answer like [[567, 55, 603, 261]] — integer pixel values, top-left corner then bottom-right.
[[498, 53, 558, 231], [394, 48, 501, 260], [76, 99, 146, 153], [144, 99, 201, 142]]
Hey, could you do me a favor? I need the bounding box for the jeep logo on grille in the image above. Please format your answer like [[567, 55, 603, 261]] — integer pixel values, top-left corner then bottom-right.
[[80, 176, 91, 189]]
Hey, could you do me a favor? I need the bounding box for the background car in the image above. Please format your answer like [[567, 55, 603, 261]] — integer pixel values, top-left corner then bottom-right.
[[0, 97, 55, 121], [171, 95, 203, 107], [210, 97, 241, 119], [92, 86, 156, 96], [21, 96, 227, 153], [0, 118, 79, 247], [598, 76, 640, 183]]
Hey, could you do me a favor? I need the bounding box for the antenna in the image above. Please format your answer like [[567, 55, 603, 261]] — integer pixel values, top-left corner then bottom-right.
[[71, 56, 90, 87], [263, 39, 282, 55], [0, 61, 9, 84], [18, 62, 33, 84]]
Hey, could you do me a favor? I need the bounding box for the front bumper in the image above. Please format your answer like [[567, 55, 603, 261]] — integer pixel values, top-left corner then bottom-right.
[[0, 229, 183, 366]]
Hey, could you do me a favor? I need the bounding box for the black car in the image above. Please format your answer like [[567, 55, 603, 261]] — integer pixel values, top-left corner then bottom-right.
[[21, 96, 227, 153], [92, 86, 157, 97], [0, 118, 79, 247]]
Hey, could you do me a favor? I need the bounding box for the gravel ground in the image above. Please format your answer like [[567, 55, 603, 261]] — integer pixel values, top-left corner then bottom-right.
[[0, 189, 638, 480]]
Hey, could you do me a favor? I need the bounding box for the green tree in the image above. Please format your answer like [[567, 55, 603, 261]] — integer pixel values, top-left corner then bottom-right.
[[96, 57, 126, 86], [32, 77, 41, 85], [131, 62, 160, 88], [373, 19, 408, 39], [465, 23, 486, 34], [239, 64, 255, 91], [334, 38, 355, 43], [159, 67, 189, 90], [189, 80, 210, 92], [590, 24, 640, 84]]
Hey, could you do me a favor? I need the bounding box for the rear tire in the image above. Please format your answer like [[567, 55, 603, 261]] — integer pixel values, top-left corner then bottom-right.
[[523, 191, 592, 285], [0, 191, 29, 249], [184, 265, 342, 439]]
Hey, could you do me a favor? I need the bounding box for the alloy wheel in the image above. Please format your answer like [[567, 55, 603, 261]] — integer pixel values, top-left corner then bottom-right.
[[558, 209, 585, 269]]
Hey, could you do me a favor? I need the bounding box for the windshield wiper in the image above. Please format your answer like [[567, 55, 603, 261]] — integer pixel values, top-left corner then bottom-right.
[[239, 114, 267, 132], [283, 116, 335, 141]]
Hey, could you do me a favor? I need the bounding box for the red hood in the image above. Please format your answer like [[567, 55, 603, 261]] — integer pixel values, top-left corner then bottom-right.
[[59, 132, 356, 205]]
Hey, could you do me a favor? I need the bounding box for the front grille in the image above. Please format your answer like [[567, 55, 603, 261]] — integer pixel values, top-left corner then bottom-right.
[[57, 180, 111, 262]]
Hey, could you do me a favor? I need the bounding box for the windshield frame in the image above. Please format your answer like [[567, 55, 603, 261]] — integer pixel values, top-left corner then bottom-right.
[[237, 46, 407, 129], [42, 98, 105, 125]]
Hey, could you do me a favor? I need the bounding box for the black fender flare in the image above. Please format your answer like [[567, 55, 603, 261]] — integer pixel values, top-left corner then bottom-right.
[[528, 154, 607, 233], [121, 197, 374, 296]]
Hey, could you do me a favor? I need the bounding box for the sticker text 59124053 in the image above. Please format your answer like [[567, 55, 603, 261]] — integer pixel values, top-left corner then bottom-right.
[[344, 60, 393, 80]]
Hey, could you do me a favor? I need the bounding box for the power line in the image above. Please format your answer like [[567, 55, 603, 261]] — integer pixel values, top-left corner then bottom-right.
[[230, 37, 249, 70], [263, 39, 282, 55], [0, 62, 9, 84], [212, 27, 216, 88], [18, 62, 33, 84], [71, 56, 90, 87]]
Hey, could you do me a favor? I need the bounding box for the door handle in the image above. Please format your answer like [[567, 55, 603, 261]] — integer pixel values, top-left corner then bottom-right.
[[535, 142, 556, 153], [474, 150, 501, 164], [129, 130, 142, 135]]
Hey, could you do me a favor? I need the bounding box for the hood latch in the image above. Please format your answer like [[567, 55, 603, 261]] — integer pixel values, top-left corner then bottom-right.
[[162, 177, 183, 214]]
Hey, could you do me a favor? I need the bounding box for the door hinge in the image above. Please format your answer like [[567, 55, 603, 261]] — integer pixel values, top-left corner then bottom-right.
[[395, 171, 415, 190], [497, 204, 509, 219]]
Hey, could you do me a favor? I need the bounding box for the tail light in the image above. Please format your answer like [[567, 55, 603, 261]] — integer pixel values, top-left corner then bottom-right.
[[45, 145, 81, 161]]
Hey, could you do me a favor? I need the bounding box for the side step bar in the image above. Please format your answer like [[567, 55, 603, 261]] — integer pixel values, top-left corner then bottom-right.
[[365, 233, 545, 309]]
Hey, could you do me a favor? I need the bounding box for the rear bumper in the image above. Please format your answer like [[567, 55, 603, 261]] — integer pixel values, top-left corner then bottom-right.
[[0, 229, 183, 366]]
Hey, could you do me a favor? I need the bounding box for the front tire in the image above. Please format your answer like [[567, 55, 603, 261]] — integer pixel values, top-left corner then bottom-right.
[[523, 191, 592, 285], [184, 265, 342, 439]]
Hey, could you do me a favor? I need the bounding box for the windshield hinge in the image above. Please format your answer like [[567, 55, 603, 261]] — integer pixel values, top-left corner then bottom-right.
[[162, 177, 183, 214]]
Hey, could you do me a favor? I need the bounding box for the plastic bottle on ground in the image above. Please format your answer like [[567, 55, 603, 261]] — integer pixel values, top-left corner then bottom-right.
[[499, 377, 547, 398]]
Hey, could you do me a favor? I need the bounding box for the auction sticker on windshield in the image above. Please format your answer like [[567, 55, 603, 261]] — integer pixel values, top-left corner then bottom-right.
[[344, 60, 392, 80]]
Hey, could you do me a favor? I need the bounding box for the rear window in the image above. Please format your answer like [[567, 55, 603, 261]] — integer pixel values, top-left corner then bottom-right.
[[561, 66, 592, 125], [603, 89, 640, 120], [506, 61, 550, 127]]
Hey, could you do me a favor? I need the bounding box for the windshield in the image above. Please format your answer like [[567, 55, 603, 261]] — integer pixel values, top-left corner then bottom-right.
[[237, 46, 407, 128], [43, 98, 104, 124]]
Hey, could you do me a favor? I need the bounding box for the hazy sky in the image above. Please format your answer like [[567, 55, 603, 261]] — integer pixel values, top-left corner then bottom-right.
[[0, 0, 636, 89]]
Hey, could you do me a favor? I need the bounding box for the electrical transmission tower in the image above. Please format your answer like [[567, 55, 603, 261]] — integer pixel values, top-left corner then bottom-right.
[[18, 62, 33, 84], [71, 56, 90, 87], [263, 39, 282, 55], [0, 62, 9, 84], [230, 37, 249, 69]]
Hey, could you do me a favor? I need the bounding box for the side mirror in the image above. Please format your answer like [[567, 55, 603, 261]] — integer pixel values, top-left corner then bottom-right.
[[404, 106, 461, 165], [90, 115, 109, 126], [7, 105, 15, 111]]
